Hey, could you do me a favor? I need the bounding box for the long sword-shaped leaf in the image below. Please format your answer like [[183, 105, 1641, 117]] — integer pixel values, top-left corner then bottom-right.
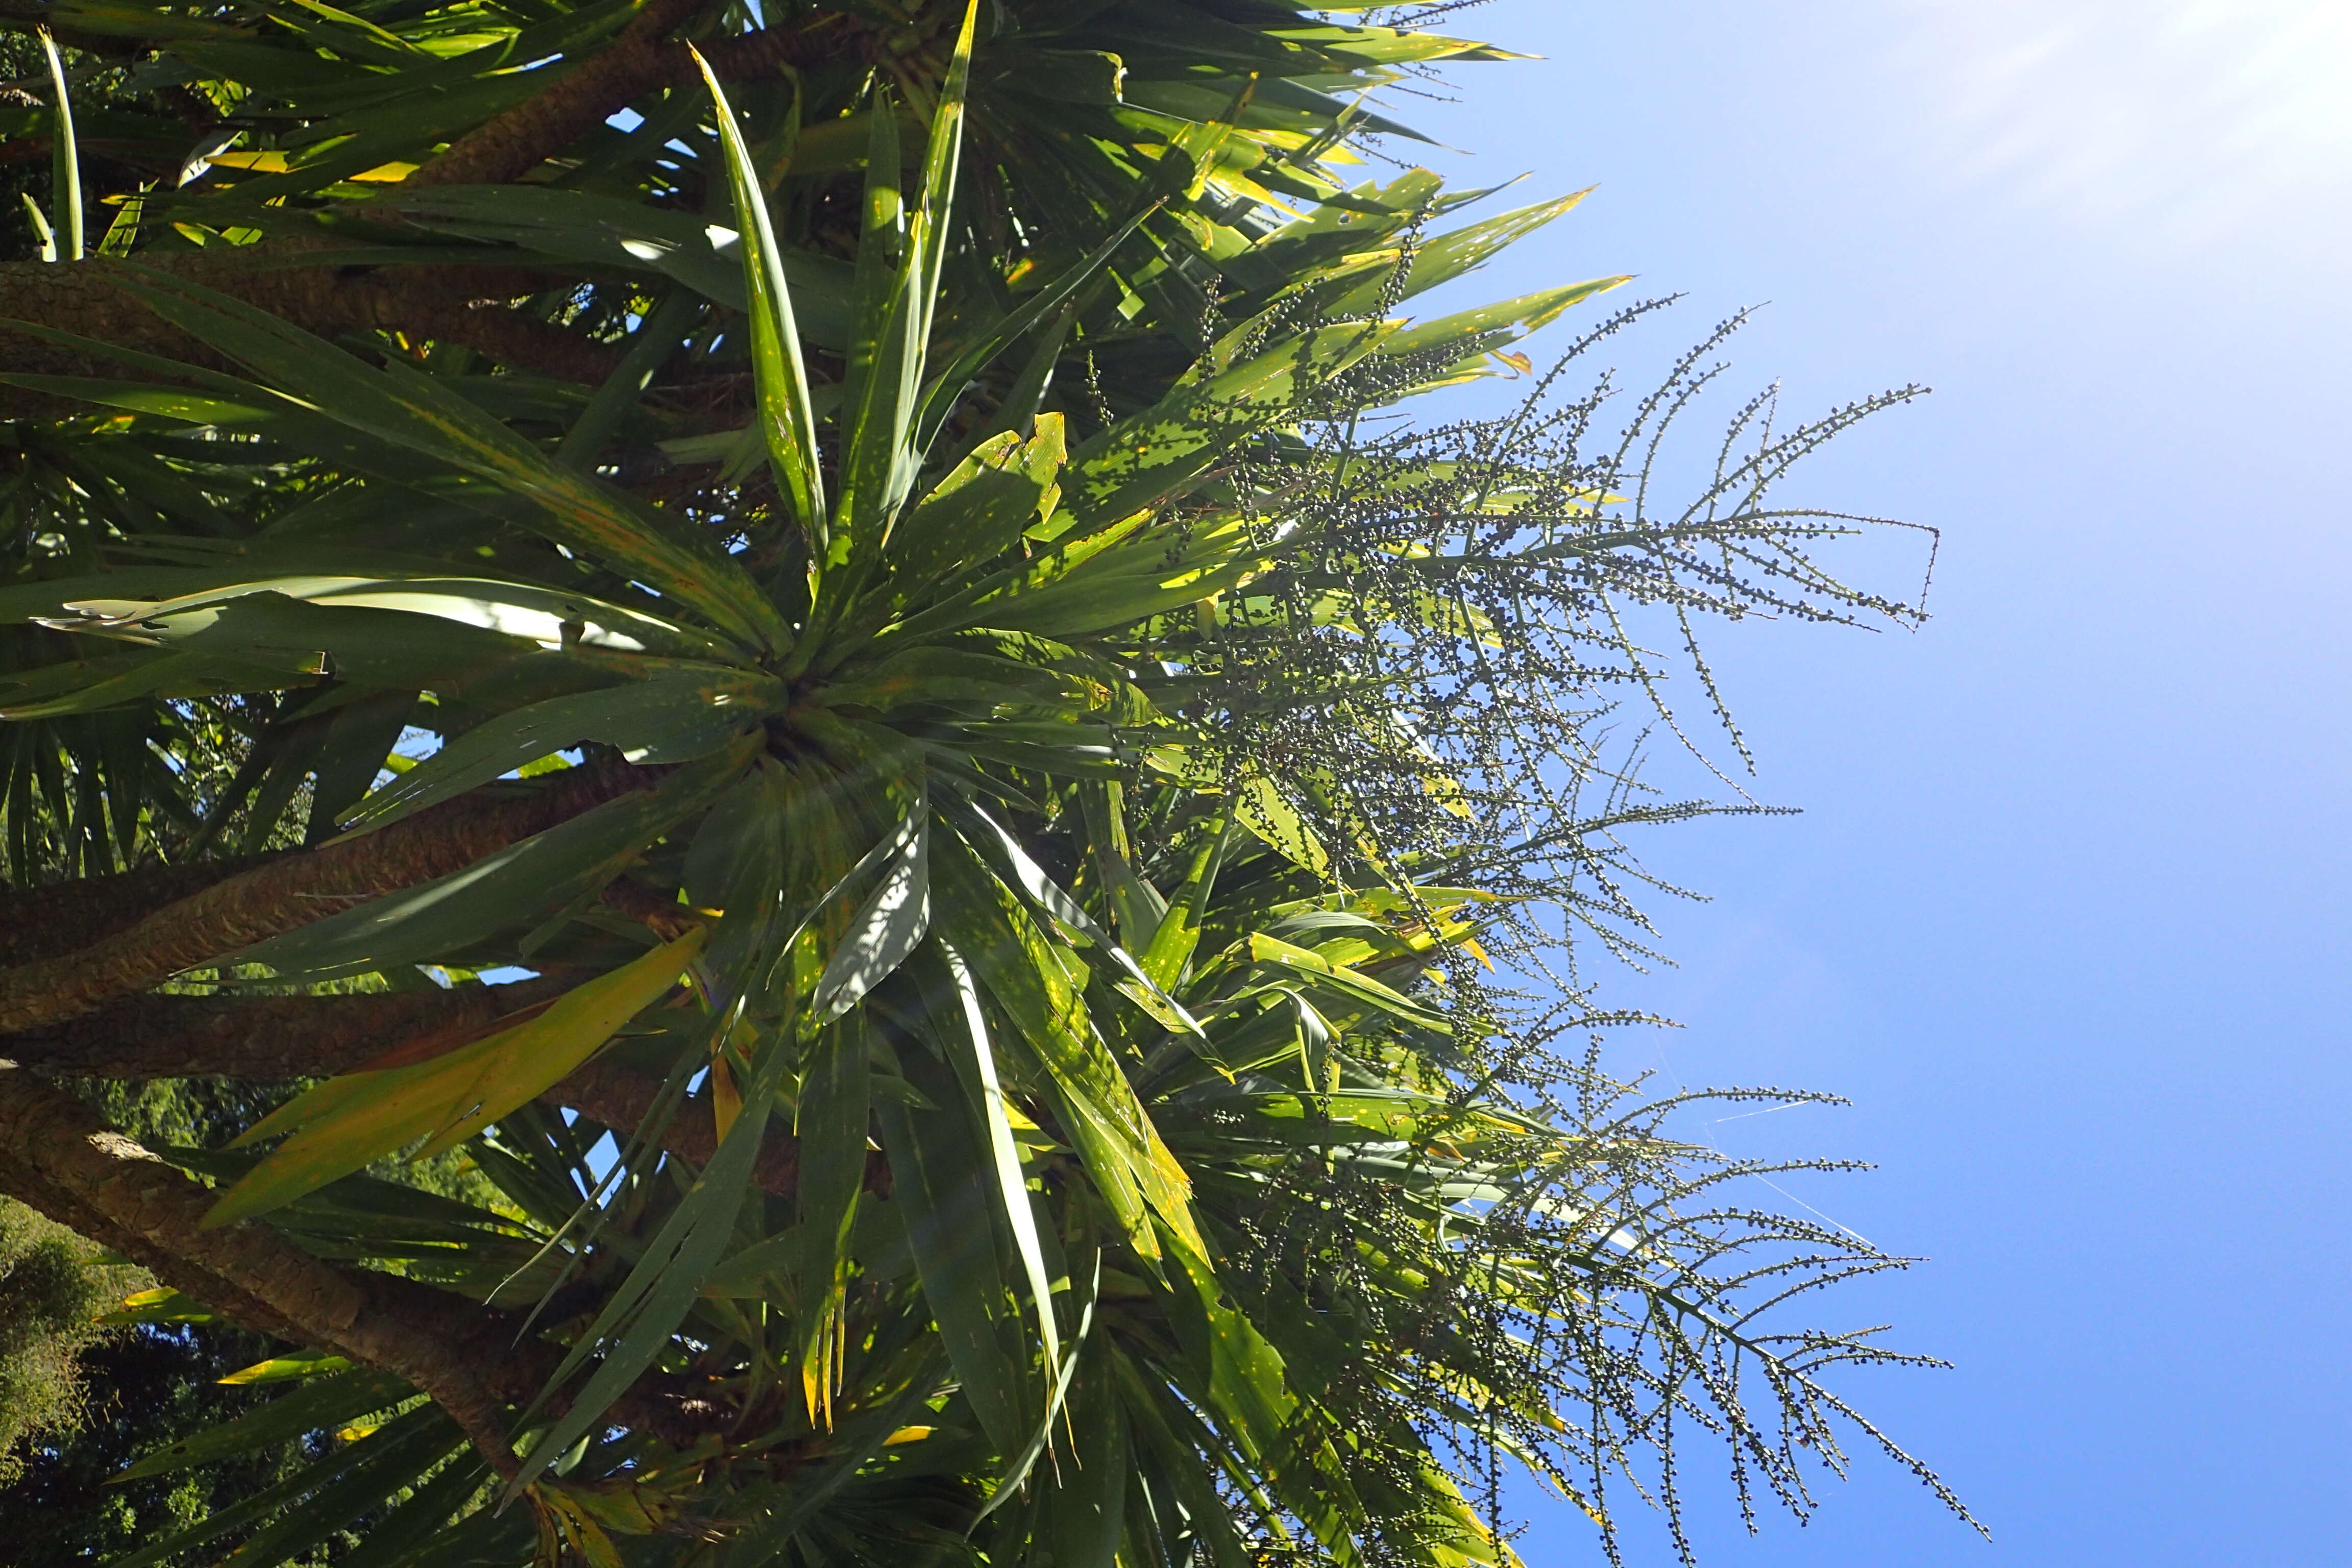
[[507, 1000, 791, 1497], [832, 86, 907, 566], [113, 1367, 414, 1480], [932, 826, 1205, 1264], [232, 739, 751, 979], [176, 1407, 462, 1568], [951, 794, 1205, 1039], [1140, 805, 1232, 992], [105, 1405, 457, 1568], [696, 48, 826, 553], [710, 1369, 947, 1568], [1247, 932, 1452, 1033], [365, 183, 855, 341], [873, 1035, 1035, 1454], [879, 415, 1066, 597], [844, 0, 979, 551], [807, 801, 929, 1026], [938, 940, 1061, 1378], [911, 205, 1158, 455], [971, 1252, 1098, 1529], [332, 1450, 491, 1568], [911, 0, 977, 356], [557, 287, 704, 472], [1036, 1335, 1129, 1568], [111, 267, 789, 653], [40, 30, 83, 262], [342, 668, 779, 834], [791, 1011, 871, 1424], [1063, 320, 1396, 528]]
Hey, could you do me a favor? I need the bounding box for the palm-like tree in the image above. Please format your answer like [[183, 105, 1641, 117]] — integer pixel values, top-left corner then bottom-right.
[[0, 3, 1968, 1563]]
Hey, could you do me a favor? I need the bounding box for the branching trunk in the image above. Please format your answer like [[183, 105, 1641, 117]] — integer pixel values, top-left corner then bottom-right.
[[0, 751, 819, 1462], [0, 1063, 527, 1472], [0, 853, 271, 970], [408, 2, 842, 189], [0, 8, 864, 421], [0, 255, 624, 420], [0, 1064, 753, 1472], [0, 757, 656, 1034], [0, 978, 579, 1080], [0, 983, 811, 1197]]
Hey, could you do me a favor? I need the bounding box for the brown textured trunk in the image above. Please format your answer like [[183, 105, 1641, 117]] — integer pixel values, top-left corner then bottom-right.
[[406, 4, 850, 190], [0, 1064, 528, 1472], [0, 853, 273, 970], [0, 1062, 742, 1466], [0, 978, 579, 1081], [0, 254, 623, 420], [0, 9, 870, 421], [0, 983, 812, 1198], [0, 756, 657, 1034]]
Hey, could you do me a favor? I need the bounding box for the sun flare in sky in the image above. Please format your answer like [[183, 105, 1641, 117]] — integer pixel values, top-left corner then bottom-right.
[[1885, 0, 2352, 229]]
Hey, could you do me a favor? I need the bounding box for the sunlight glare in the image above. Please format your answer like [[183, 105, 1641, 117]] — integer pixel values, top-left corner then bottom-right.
[[1885, 0, 2352, 229]]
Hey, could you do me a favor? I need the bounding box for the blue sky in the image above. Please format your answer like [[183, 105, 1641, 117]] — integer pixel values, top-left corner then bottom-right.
[[1386, 3, 2352, 1563]]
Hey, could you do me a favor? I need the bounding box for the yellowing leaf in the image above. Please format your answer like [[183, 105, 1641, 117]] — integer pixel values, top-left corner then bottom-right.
[[218, 1352, 349, 1387], [203, 932, 706, 1227]]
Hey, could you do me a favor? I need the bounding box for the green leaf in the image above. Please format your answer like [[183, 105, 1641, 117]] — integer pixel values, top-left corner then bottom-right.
[[506, 1004, 793, 1497], [342, 667, 778, 833], [1040, 1342, 1130, 1568], [1374, 278, 1629, 368], [937, 940, 1061, 1377], [209, 1407, 462, 1568], [1140, 807, 1232, 992], [40, 28, 83, 262], [332, 1452, 493, 1568], [106, 1405, 457, 1568], [365, 184, 853, 342], [911, 205, 1158, 452], [808, 801, 929, 1026], [48, 588, 541, 693], [557, 288, 706, 472], [972, 1252, 1096, 1527], [790, 1012, 872, 1418], [1234, 773, 1331, 877], [1392, 190, 1597, 305], [0, 648, 293, 721], [873, 1032, 1035, 1454], [1064, 320, 1395, 527], [112, 1367, 414, 1481], [112, 266, 791, 653], [834, 83, 911, 562], [1245, 931, 1451, 1034], [305, 689, 416, 839], [883, 415, 1066, 595], [902, 513, 1261, 644], [931, 824, 1203, 1264], [216, 1351, 349, 1387], [951, 794, 1205, 1039], [710, 1373, 947, 1568], [697, 49, 827, 551], [0, 374, 273, 424]]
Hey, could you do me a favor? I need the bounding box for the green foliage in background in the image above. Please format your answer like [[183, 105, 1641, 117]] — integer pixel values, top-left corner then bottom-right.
[[1, 1196, 115, 1482]]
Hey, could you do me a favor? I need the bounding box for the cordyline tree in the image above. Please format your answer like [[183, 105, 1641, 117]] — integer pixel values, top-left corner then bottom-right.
[[0, 1, 1974, 1564]]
